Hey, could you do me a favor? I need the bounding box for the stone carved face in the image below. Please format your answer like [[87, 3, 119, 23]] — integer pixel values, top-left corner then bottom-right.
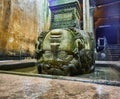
[[37, 29, 77, 75], [37, 29, 95, 75], [42, 29, 75, 64]]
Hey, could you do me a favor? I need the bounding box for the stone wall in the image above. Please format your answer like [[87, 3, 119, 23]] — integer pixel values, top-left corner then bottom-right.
[[0, 0, 11, 55], [0, 0, 50, 58]]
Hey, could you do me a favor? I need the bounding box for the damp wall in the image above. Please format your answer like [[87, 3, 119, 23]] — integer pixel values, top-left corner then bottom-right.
[[0, 0, 50, 58]]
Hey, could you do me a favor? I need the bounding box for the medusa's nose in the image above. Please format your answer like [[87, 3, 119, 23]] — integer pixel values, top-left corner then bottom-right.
[[50, 43, 60, 52]]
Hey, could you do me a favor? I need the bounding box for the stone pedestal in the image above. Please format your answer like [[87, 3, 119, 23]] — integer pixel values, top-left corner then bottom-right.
[[48, 0, 82, 29]]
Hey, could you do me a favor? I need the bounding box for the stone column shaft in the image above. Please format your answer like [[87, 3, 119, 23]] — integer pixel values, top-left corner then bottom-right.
[[83, 0, 94, 33]]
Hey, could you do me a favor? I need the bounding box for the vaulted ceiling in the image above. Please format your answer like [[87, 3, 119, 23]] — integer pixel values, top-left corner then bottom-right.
[[95, 0, 119, 6], [78, 0, 119, 6], [78, 0, 120, 29], [94, 0, 120, 29]]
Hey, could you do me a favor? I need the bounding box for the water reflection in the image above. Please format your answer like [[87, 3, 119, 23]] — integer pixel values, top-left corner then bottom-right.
[[4, 65, 120, 81], [78, 66, 120, 81], [8, 66, 38, 74]]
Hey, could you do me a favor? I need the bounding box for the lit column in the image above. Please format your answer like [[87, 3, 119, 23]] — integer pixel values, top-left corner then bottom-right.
[[83, 0, 94, 33]]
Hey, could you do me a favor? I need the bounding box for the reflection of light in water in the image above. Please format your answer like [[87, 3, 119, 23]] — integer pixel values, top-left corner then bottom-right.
[[77, 66, 120, 81]]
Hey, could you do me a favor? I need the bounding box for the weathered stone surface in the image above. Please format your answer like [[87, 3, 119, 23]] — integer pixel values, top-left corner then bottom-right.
[[36, 28, 95, 75], [49, 0, 81, 29], [8, 0, 38, 55], [0, 0, 37, 56], [0, 0, 50, 57], [0, 0, 11, 55], [0, 74, 120, 99]]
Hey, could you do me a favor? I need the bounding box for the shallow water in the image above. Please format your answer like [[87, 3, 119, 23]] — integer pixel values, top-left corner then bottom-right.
[[77, 66, 120, 81], [6, 65, 120, 81], [8, 66, 38, 74]]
